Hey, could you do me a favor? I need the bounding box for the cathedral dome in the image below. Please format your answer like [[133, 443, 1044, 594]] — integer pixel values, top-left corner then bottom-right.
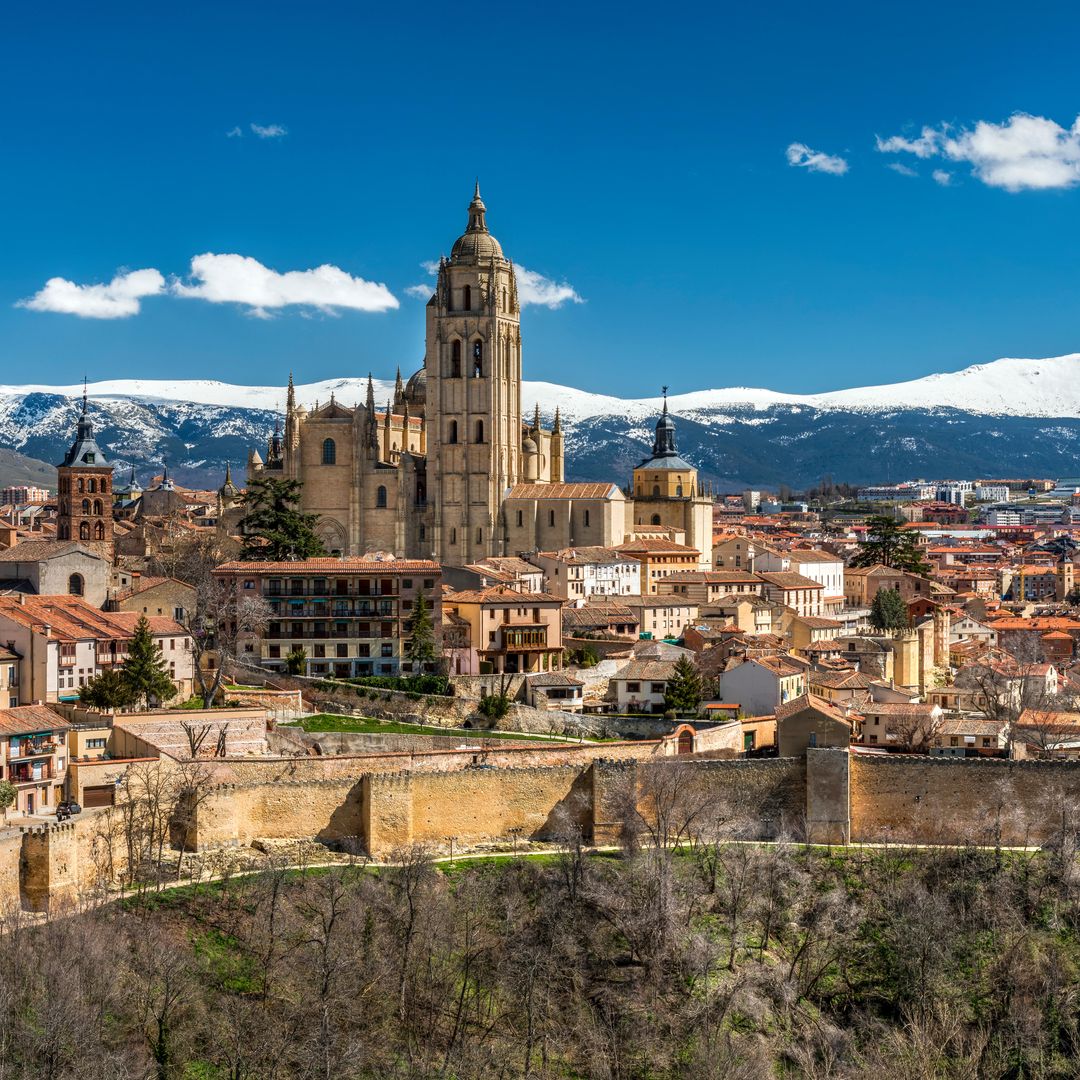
[[522, 436, 538, 454], [404, 366, 426, 410], [450, 182, 504, 263]]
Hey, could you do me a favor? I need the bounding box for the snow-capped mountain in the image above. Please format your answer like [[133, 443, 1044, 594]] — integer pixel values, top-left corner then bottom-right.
[[4, 353, 1080, 491]]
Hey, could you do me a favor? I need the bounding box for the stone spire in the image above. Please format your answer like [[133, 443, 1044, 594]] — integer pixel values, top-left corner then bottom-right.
[[552, 406, 561, 434], [466, 180, 487, 234], [393, 367, 405, 412], [383, 399, 392, 462], [365, 373, 378, 450], [651, 386, 678, 458], [286, 372, 295, 412], [533, 402, 541, 433]]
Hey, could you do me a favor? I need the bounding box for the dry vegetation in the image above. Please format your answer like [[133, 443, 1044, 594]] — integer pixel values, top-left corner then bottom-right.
[[8, 767, 1080, 1078]]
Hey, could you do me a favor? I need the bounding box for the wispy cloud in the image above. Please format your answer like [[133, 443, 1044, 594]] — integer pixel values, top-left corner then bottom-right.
[[17, 268, 165, 319], [785, 142, 849, 175], [420, 259, 441, 275], [886, 162, 918, 177], [405, 283, 433, 298], [173, 254, 398, 316], [516, 266, 583, 308], [876, 128, 939, 159], [225, 126, 243, 138], [250, 123, 287, 139], [932, 169, 953, 187], [876, 113, 1080, 191]]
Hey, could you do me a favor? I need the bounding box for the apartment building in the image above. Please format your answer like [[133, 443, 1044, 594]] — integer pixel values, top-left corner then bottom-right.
[[657, 570, 762, 606], [614, 538, 701, 594], [0, 705, 70, 816], [528, 546, 640, 601], [0, 595, 193, 703], [214, 558, 442, 678]]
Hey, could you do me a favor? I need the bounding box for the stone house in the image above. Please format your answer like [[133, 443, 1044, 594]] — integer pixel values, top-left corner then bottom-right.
[[620, 595, 698, 640], [112, 574, 196, 624], [756, 571, 825, 618], [526, 672, 585, 713], [610, 659, 677, 713], [657, 570, 762, 606], [754, 547, 845, 612], [776, 694, 853, 757], [0, 540, 110, 607]]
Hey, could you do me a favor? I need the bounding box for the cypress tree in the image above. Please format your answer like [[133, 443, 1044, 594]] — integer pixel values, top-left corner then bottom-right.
[[122, 615, 177, 707], [405, 593, 437, 669]]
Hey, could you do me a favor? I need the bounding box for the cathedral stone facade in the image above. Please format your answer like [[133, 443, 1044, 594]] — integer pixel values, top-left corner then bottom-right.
[[251, 185, 712, 569]]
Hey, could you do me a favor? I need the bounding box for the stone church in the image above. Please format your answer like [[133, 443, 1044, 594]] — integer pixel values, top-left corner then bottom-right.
[[251, 185, 712, 569]]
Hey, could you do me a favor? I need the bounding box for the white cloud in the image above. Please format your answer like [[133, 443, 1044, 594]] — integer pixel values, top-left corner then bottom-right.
[[173, 254, 398, 316], [412, 259, 582, 308], [17, 268, 165, 319], [785, 142, 849, 175], [515, 266, 583, 308], [250, 123, 287, 139], [876, 113, 1080, 191], [225, 126, 243, 138], [932, 169, 953, 187], [886, 162, 918, 177], [875, 128, 940, 159]]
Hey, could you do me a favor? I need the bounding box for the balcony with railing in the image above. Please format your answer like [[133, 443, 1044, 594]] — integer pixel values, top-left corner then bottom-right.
[[499, 625, 550, 652], [9, 762, 55, 783], [9, 737, 60, 760]]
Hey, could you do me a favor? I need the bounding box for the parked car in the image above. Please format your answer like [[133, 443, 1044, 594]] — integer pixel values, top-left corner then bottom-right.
[[56, 800, 82, 821]]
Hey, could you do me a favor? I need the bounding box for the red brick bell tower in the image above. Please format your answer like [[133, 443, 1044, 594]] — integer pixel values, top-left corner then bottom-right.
[[56, 382, 114, 563]]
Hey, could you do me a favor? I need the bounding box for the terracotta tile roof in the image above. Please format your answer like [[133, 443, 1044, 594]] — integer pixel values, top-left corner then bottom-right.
[[504, 482, 621, 500], [615, 538, 701, 556], [0, 595, 184, 641], [810, 670, 875, 689], [216, 558, 441, 573], [775, 693, 854, 725], [614, 660, 677, 682], [757, 571, 824, 590], [0, 540, 103, 563], [535, 546, 632, 565], [863, 702, 938, 718], [444, 584, 563, 605], [528, 673, 584, 687], [663, 570, 760, 583], [0, 704, 71, 736]]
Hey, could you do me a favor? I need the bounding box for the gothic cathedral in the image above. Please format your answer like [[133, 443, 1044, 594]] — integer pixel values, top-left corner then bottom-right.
[[250, 184, 563, 566]]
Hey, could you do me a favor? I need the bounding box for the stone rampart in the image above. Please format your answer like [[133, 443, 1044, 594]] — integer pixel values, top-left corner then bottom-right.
[[849, 753, 1080, 847]]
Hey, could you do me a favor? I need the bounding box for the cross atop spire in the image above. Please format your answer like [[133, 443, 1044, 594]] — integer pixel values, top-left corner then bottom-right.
[[82, 375, 88, 417]]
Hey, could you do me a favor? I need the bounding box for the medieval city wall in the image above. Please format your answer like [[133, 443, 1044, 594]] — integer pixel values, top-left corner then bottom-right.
[[363, 765, 591, 858], [849, 754, 1080, 847]]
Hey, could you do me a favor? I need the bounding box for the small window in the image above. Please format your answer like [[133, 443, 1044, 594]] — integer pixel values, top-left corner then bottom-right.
[[584, 510, 590, 527], [475, 419, 484, 443], [322, 438, 336, 465], [472, 340, 483, 377], [87, 478, 96, 493], [93, 499, 103, 516], [548, 510, 555, 527], [652, 485, 660, 497], [463, 284, 472, 311], [448, 420, 458, 444], [79, 522, 90, 541], [450, 528, 457, 545], [376, 486, 387, 508], [516, 510, 523, 527], [651, 514, 661, 525], [451, 340, 462, 377], [68, 573, 84, 596], [82, 499, 90, 514]]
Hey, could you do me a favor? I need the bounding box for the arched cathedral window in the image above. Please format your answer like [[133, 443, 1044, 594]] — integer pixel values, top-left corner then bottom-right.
[[472, 340, 483, 377], [448, 420, 458, 444], [376, 486, 387, 508], [450, 340, 462, 378], [322, 439, 336, 465], [79, 522, 90, 541], [475, 420, 484, 443], [463, 284, 472, 311]]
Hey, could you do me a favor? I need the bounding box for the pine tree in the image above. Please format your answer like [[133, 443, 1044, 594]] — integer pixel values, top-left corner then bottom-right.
[[79, 668, 136, 711], [122, 615, 177, 707], [664, 656, 704, 715], [239, 476, 327, 561], [850, 514, 932, 575], [405, 593, 436, 669], [869, 588, 911, 631]]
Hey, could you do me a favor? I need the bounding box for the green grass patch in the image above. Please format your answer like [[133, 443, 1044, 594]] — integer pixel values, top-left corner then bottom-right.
[[192, 928, 261, 994], [288, 713, 596, 742]]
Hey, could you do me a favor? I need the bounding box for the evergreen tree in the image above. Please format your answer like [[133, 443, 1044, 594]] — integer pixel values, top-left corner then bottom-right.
[[239, 476, 326, 561], [663, 656, 704, 715], [121, 615, 177, 707], [79, 668, 136, 711], [405, 593, 437, 669], [850, 514, 931, 575], [869, 587, 911, 631]]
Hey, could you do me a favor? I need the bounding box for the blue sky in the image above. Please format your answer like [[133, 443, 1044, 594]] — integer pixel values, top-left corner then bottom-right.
[[2, 0, 1079, 396]]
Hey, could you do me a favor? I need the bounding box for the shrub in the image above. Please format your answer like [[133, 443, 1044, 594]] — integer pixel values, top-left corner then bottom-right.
[[477, 694, 511, 721]]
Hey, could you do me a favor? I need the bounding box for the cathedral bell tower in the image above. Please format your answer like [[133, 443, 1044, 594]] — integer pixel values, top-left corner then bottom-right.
[[426, 183, 522, 565]]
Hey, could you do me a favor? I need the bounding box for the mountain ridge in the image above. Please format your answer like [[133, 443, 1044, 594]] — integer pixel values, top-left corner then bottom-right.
[[3, 352, 1079, 491]]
